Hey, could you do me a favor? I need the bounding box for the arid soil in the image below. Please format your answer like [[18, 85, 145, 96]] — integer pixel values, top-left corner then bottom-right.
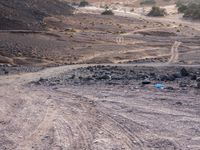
[[0, 1, 200, 69], [1, 64, 200, 150], [1, 1, 200, 149], [0, 0, 74, 30]]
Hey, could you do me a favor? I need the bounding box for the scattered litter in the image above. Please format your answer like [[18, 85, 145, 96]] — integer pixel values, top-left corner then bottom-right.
[[154, 83, 164, 89]]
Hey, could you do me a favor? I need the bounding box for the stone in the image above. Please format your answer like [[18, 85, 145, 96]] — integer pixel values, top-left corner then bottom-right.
[[190, 74, 197, 80], [172, 73, 181, 78], [196, 77, 200, 82], [179, 82, 188, 88], [38, 77, 48, 82], [142, 79, 151, 85], [97, 74, 111, 80], [175, 101, 183, 105], [165, 86, 175, 90], [197, 82, 200, 89], [69, 74, 75, 79], [82, 76, 93, 81], [168, 75, 176, 81], [159, 75, 169, 81], [180, 68, 189, 77]]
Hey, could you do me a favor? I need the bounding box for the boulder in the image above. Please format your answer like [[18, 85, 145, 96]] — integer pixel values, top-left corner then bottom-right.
[[180, 68, 189, 77]]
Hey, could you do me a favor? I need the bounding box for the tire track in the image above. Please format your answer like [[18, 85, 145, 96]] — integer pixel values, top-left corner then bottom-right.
[[54, 89, 144, 149], [168, 41, 181, 64], [16, 100, 57, 149], [1, 63, 200, 149]]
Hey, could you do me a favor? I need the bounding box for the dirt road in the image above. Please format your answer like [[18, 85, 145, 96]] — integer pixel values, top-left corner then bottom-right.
[[78, 5, 200, 32], [0, 64, 200, 150], [168, 41, 181, 64]]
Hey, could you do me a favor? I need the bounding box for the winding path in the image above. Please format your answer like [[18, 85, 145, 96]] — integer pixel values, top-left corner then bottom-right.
[[168, 41, 181, 64]]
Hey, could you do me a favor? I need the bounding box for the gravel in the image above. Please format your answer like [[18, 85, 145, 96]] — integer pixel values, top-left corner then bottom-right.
[[0, 65, 43, 75], [32, 65, 200, 89]]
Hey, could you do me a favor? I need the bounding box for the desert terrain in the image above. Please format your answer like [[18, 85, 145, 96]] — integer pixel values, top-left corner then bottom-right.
[[0, 0, 200, 150], [1, 0, 200, 69]]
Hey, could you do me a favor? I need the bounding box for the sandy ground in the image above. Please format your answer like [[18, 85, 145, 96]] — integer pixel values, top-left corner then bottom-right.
[[1, 1, 200, 149], [0, 64, 200, 150], [1, 3, 200, 67]]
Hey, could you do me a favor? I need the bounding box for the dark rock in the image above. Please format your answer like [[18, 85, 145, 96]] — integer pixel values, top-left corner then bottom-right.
[[180, 68, 189, 77], [175, 101, 183, 105], [107, 81, 120, 85], [150, 72, 156, 77], [49, 82, 57, 86], [2, 68, 9, 75], [197, 82, 200, 89], [179, 82, 188, 88], [97, 74, 111, 80], [79, 76, 83, 80], [81, 76, 93, 81], [138, 73, 149, 80], [165, 86, 175, 90], [196, 77, 200, 82], [33, 81, 42, 85], [190, 74, 197, 80], [86, 66, 93, 72], [0, 0, 75, 30], [111, 75, 123, 80], [142, 79, 151, 85], [150, 72, 157, 80], [159, 75, 169, 81], [38, 78, 47, 82], [168, 75, 176, 81], [69, 74, 75, 79], [172, 73, 181, 78]]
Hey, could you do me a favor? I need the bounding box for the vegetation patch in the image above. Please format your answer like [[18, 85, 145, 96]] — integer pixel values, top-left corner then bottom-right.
[[79, 1, 89, 7], [101, 9, 114, 15], [140, 0, 156, 5], [177, 1, 200, 20], [147, 6, 167, 17]]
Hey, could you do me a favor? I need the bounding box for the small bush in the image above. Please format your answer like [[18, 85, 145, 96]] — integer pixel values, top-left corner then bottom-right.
[[177, 4, 188, 13], [183, 3, 200, 19], [71, 2, 79, 6], [79, 1, 89, 7], [176, 0, 184, 7], [147, 6, 167, 17], [101, 10, 114, 15], [177, 1, 200, 20], [140, 0, 156, 5]]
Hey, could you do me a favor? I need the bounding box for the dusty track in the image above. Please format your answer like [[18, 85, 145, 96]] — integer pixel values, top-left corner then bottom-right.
[[1, 64, 200, 149], [168, 41, 181, 64]]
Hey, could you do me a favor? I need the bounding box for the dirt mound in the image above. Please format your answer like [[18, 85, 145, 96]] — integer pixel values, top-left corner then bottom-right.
[[0, 0, 74, 30]]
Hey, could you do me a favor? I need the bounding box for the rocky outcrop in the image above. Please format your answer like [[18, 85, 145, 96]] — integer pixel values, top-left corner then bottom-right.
[[0, 0, 74, 30]]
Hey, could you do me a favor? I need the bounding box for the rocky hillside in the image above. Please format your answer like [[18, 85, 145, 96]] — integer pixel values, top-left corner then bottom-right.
[[0, 0, 74, 30]]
